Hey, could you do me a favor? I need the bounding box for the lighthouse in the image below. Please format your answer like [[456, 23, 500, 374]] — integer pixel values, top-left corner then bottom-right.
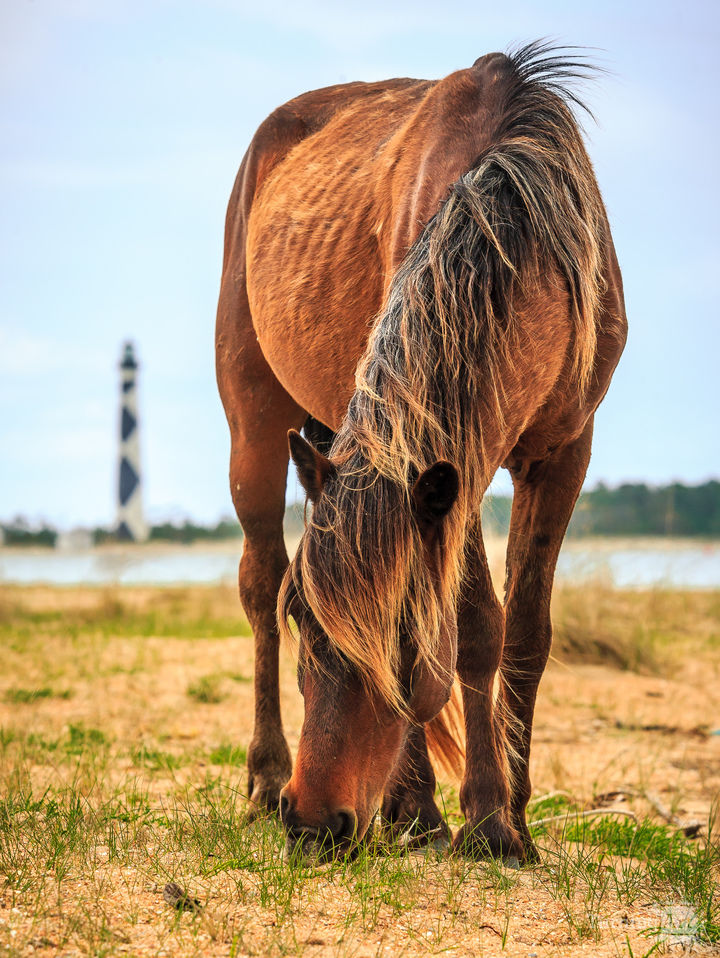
[[116, 341, 148, 542]]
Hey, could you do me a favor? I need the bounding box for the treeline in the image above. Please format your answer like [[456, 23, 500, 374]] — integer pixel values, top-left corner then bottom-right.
[[0, 517, 242, 548], [481, 480, 720, 538], [3, 481, 719, 547], [93, 518, 243, 545], [0, 520, 58, 547], [571, 480, 720, 537]]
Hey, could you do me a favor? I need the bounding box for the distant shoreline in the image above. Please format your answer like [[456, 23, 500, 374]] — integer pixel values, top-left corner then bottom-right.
[[2, 534, 720, 557], [0, 532, 720, 555]]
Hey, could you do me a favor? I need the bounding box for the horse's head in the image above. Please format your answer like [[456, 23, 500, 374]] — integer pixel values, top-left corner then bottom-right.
[[277, 430, 459, 859]]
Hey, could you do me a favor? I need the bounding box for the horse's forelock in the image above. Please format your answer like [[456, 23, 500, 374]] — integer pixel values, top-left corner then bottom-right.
[[278, 456, 456, 714]]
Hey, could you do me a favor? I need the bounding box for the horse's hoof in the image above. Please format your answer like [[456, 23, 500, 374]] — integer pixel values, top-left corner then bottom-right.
[[429, 831, 452, 853], [245, 798, 278, 822], [521, 835, 541, 865], [246, 736, 292, 818], [380, 792, 449, 847], [452, 819, 526, 863], [245, 772, 289, 820]]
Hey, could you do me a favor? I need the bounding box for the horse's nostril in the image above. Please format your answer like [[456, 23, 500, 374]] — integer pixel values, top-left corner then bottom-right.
[[279, 793, 290, 825], [330, 808, 357, 842]]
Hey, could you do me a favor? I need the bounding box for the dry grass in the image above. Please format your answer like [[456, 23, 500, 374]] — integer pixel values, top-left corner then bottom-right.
[[552, 585, 720, 673], [0, 583, 718, 957]]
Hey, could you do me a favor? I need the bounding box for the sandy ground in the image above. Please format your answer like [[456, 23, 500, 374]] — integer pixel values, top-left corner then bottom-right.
[[0, 584, 718, 957], [5, 621, 717, 825]]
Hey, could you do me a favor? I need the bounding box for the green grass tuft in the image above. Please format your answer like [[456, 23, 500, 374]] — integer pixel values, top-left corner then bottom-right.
[[187, 673, 226, 703], [65, 724, 109, 755], [130, 746, 187, 771], [208, 742, 247, 766], [3, 686, 73, 704]]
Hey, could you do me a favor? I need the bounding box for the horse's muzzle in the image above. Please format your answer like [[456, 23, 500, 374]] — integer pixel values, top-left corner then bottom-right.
[[280, 795, 359, 861]]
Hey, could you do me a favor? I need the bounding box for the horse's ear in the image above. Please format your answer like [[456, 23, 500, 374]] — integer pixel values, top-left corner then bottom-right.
[[288, 429, 335, 503], [412, 461, 459, 524]]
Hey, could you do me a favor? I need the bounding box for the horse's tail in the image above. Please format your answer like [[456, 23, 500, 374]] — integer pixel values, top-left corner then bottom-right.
[[426, 682, 465, 779]]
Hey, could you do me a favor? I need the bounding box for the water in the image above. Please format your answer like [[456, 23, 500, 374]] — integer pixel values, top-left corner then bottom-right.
[[1, 538, 719, 589], [555, 540, 720, 589], [0, 544, 244, 587]]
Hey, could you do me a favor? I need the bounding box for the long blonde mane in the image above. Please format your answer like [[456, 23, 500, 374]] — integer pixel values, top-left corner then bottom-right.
[[279, 43, 606, 712]]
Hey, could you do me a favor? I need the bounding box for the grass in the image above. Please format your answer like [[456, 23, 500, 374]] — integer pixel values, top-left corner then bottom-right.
[[0, 772, 716, 954], [0, 584, 252, 644], [208, 743, 247, 766], [551, 585, 720, 673], [131, 745, 188, 771], [3, 686, 73, 704], [187, 673, 227, 704], [527, 795, 720, 945], [0, 582, 718, 956]]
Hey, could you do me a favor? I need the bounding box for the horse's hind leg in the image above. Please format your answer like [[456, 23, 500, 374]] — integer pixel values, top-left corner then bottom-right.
[[453, 518, 524, 860], [217, 284, 306, 814], [501, 419, 594, 858], [381, 726, 450, 846]]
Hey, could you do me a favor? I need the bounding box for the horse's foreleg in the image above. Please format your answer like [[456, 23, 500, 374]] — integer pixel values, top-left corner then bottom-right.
[[453, 522, 524, 861], [380, 725, 450, 846], [236, 519, 294, 816], [217, 274, 306, 815], [502, 418, 594, 859], [230, 423, 306, 813]]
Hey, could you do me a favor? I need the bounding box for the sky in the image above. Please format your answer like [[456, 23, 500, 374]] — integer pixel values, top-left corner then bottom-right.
[[1, 0, 718, 528]]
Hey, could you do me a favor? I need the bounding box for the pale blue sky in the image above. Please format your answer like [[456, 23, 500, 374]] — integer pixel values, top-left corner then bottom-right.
[[1, 0, 718, 527]]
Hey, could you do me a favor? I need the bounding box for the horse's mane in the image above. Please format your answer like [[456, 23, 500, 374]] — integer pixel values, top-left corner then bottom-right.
[[279, 42, 607, 712]]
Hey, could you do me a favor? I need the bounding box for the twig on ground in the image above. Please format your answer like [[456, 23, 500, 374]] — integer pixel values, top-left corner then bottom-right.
[[529, 790, 574, 805]]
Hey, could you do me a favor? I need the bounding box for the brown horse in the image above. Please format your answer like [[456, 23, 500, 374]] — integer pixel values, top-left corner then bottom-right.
[[216, 42, 627, 862]]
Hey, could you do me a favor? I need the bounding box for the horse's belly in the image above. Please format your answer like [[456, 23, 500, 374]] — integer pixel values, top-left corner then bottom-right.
[[246, 155, 386, 428]]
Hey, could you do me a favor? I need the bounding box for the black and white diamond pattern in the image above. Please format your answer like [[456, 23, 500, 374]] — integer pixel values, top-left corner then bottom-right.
[[116, 342, 147, 541]]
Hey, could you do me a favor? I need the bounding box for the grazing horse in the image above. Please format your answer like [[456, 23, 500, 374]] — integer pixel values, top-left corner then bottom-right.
[[216, 42, 627, 862]]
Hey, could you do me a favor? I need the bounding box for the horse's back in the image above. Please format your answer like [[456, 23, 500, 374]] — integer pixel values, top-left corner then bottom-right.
[[221, 77, 428, 268], [217, 77, 431, 422], [241, 54, 516, 426]]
